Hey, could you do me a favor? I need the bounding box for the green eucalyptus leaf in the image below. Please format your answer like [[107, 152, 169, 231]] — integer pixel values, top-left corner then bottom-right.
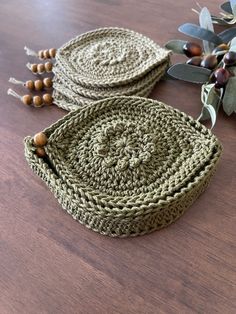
[[229, 36, 236, 51], [199, 7, 215, 53], [212, 2, 236, 25], [200, 84, 221, 120], [230, 0, 236, 16], [199, 83, 221, 128], [204, 104, 217, 128], [165, 40, 187, 54], [167, 63, 211, 83], [221, 1, 233, 14], [201, 103, 221, 120], [228, 66, 236, 75], [178, 23, 223, 45], [218, 27, 236, 43], [222, 76, 236, 115]]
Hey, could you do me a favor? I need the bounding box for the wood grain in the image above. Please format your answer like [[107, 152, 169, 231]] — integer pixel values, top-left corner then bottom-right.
[[0, 1, 235, 313]]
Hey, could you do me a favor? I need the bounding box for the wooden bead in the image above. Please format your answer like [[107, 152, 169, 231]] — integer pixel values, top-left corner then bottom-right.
[[22, 95, 32, 105], [43, 49, 50, 59], [34, 132, 48, 147], [35, 147, 46, 158], [43, 93, 53, 105], [31, 64, 38, 73], [34, 80, 43, 91], [45, 62, 53, 72], [25, 80, 35, 90], [37, 64, 45, 73], [33, 95, 43, 107], [49, 48, 57, 58], [38, 50, 44, 59], [43, 77, 53, 88]]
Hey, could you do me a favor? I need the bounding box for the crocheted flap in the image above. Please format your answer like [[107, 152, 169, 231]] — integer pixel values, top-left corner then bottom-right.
[[24, 96, 222, 236], [52, 61, 168, 101], [55, 27, 170, 87]]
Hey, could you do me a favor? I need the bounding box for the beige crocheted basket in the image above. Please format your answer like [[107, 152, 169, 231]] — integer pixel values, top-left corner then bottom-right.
[[24, 96, 222, 237]]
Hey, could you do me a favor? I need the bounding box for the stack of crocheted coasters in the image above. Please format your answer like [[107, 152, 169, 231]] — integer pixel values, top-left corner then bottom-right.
[[52, 27, 170, 110], [24, 96, 222, 237]]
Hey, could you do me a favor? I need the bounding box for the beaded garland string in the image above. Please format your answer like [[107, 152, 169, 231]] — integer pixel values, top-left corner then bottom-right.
[[8, 46, 56, 108]]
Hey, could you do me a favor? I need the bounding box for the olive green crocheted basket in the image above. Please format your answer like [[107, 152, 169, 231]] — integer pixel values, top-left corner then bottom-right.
[[53, 61, 167, 103], [55, 27, 170, 88], [24, 96, 222, 237], [52, 27, 170, 111]]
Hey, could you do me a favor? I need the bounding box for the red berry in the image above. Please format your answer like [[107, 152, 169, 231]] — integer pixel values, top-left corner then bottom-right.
[[183, 42, 203, 58], [213, 68, 230, 88], [201, 55, 218, 70], [223, 51, 236, 66]]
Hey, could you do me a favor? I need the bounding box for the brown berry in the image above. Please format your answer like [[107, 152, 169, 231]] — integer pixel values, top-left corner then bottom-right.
[[45, 62, 53, 72], [43, 77, 53, 88], [33, 132, 48, 147], [37, 64, 45, 73], [22, 95, 32, 105], [35, 147, 46, 158], [43, 93, 53, 105], [186, 56, 202, 66], [223, 51, 236, 66], [212, 43, 229, 54], [183, 42, 203, 58], [25, 80, 34, 90], [33, 95, 43, 107], [43, 50, 50, 59], [49, 48, 56, 58], [31, 64, 38, 73], [38, 50, 44, 59], [201, 54, 218, 70], [213, 68, 230, 88], [34, 80, 43, 91]]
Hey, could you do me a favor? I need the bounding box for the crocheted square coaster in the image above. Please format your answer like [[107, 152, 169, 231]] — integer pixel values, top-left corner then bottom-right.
[[24, 96, 222, 237]]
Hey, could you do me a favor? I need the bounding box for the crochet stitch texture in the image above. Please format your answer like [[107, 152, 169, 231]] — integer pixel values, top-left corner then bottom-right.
[[52, 27, 170, 110], [24, 96, 222, 237]]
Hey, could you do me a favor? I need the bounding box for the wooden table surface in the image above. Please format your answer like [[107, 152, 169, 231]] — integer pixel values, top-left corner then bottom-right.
[[0, 1, 235, 313]]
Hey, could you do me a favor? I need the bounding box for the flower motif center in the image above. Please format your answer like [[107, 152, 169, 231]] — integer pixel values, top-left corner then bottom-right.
[[83, 41, 129, 66], [94, 122, 156, 171]]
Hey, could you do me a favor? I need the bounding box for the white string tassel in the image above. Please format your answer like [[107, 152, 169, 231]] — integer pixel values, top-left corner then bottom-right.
[[24, 46, 38, 57], [9, 77, 24, 85], [7, 88, 22, 99], [26, 62, 32, 70]]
